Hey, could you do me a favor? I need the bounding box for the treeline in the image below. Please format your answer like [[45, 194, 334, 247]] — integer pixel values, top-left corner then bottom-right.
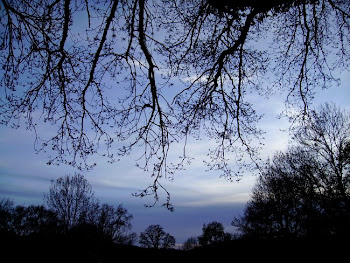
[[1, 174, 137, 246], [183, 103, 350, 249], [0, 174, 180, 262], [232, 103, 350, 241], [0, 174, 234, 255], [1, 174, 182, 252]]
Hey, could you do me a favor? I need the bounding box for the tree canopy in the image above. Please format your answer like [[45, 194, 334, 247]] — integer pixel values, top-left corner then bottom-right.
[[1, 0, 349, 208], [44, 173, 97, 230], [198, 221, 232, 246], [139, 224, 176, 249], [233, 103, 350, 240], [43, 173, 137, 243]]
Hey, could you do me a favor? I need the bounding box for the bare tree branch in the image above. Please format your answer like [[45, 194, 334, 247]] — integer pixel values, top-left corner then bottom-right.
[[0, 0, 349, 209]]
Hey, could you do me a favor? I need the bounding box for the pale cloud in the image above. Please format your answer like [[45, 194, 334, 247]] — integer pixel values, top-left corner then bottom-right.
[[177, 192, 251, 207]]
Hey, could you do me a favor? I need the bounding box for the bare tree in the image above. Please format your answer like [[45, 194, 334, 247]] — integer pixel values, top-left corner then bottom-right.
[[44, 173, 97, 230], [96, 203, 137, 245], [0, 199, 60, 236], [182, 236, 199, 251], [293, 103, 350, 206], [232, 147, 321, 239], [198, 221, 232, 246], [233, 103, 350, 239], [0, 198, 15, 233], [139, 224, 176, 249], [1, 0, 349, 208]]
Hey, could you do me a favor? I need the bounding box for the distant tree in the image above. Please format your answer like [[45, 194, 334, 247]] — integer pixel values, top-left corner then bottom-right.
[[14, 205, 59, 236], [1, 0, 349, 209], [182, 236, 199, 251], [95, 203, 137, 245], [0, 199, 59, 236], [44, 173, 98, 230], [233, 104, 350, 240], [0, 198, 15, 233], [139, 224, 176, 249], [198, 221, 232, 246], [44, 174, 138, 241], [161, 232, 176, 249]]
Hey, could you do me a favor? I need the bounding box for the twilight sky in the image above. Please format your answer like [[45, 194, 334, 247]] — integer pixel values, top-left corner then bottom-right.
[[1, 77, 348, 244], [1, 1, 350, 245]]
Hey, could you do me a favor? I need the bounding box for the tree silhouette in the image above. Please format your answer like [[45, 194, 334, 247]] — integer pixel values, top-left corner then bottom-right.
[[1, 0, 349, 208], [14, 205, 60, 236], [95, 203, 137, 245], [44, 173, 98, 230], [0, 198, 60, 237], [293, 103, 350, 208], [182, 236, 199, 251], [0, 197, 138, 263], [233, 104, 350, 240], [198, 221, 232, 246], [0, 198, 15, 234], [43, 173, 137, 243], [233, 148, 322, 239], [139, 224, 176, 249]]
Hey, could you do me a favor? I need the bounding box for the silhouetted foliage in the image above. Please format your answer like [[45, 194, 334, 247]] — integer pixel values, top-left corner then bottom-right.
[[42, 173, 137, 244], [181, 236, 199, 251], [94, 203, 137, 245], [0, 198, 60, 237], [0, 198, 15, 233], [1, 0, 349, 208], [13, 205, 60, 236], [198, 221, 232, 246], [293, 103, 350, 208], [1, 175, 137, 247], [139, 224, 176, 249], [1, 175, 138, 254], [233, 148, 321, 239], [233, 103, 350, 240]]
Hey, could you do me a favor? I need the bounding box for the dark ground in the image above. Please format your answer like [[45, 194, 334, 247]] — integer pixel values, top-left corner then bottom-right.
[[1, 232, 347, 263]]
